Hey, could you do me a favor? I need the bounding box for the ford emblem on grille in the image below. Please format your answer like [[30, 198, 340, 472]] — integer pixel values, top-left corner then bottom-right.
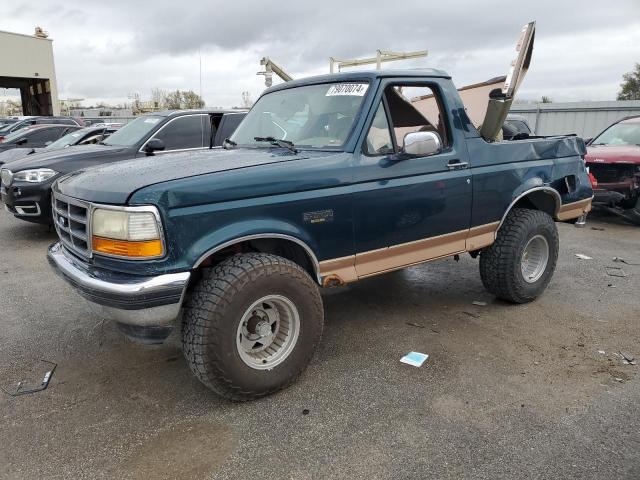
[[58, 216, 66, 227]]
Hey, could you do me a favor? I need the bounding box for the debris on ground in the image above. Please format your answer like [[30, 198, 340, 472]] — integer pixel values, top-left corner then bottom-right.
[[591, 226, 605, 231], [574, 253, 593, 260], [598, 350, 606, 355], [605, 267, 627, 277], [405, 322, 425, 328], [472, 301, 487, 306], [463, 311, 480, 318], [613, 257, 640, 266], [400, 352, 429, 367], [620, 351, 637, 365], [1, 360, 57, 397], [302, 409, 310, 415]]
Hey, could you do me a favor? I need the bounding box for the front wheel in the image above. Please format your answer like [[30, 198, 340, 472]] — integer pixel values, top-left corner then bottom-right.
[[479, 208, 559, 303], [182, 253, 324, 401]]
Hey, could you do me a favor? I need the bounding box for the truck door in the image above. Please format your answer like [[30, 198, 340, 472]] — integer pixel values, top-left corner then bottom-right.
[[352, 80, 472, 277]]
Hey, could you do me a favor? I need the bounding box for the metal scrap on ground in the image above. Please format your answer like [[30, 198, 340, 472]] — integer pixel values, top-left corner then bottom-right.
[[575, 253, 593, 260], [613, 257, 640, 266], [606, 267, 627, 277], [1, 360, 57, 396]]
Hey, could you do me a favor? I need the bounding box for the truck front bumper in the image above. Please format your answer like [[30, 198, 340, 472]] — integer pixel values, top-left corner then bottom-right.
[[47, 242, 191, 343]]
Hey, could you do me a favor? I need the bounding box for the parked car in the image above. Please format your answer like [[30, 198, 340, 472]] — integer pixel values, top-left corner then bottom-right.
[[0, 124, 81, 153], [0, 116, 83, 141], [584, 115, 640, 225], [0, 124, 120, 165], [0, 118, 19, 127], [0, 110, 246, 223], [47, 70, 593, 400], [503, 114, 533, 140]]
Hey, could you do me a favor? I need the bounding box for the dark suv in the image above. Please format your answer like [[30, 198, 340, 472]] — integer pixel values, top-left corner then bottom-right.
[[0, 116, 83, 141], [0, 124, 81, 153], [1, 110, 246, 223]]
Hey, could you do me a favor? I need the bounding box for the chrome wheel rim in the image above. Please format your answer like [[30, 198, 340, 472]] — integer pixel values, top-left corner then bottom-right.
[[520, 234, 549, 283], [236, 295, 300, 370]]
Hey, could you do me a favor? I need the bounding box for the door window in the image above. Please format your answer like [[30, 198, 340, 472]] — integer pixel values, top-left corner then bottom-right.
[[150, 115, 205, 151], [364, 103, 394, 156], [385, 85, 449, 150], [26, 128, 61, 146]]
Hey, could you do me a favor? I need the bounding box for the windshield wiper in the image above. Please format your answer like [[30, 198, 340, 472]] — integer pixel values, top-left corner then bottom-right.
[[223, 138, 237, 149], [254, 136, 298, 154]]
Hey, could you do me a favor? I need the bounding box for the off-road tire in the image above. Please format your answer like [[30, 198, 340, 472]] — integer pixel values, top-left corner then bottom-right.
[[479, 208, 559, 303], [182, 253, 323, 401]]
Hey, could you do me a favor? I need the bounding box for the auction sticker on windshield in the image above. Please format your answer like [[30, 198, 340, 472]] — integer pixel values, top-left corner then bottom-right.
[[326, 83, 368, 96]]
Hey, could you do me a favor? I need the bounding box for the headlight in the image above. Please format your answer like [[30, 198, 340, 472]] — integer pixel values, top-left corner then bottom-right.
[[91, 207, 164, 259], [12, 168, 58, 183]]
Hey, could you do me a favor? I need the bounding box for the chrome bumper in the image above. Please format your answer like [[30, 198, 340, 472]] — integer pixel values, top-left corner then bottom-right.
[[47, 242, 190, 328]]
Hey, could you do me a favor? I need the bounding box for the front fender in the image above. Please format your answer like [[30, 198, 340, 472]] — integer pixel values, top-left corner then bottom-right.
[[182, 218, 320, 270]]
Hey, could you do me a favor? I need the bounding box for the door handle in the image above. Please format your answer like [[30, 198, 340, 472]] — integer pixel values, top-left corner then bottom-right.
[[447, 160, 469, 170]]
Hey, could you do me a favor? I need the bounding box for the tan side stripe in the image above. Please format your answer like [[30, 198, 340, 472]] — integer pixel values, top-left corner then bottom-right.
[[355, 229, 467, 277], [318, 255, 357, 285], [466, 221, 500, 251], [557, 197, 592, 221], [318, 221, 501, 285]]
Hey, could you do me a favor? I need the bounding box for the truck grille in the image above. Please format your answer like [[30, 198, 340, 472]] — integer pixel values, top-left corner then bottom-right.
[[52, 191, 92, 258]]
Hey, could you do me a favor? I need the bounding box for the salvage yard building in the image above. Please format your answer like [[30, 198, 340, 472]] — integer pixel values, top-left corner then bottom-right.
[[0, 28, 60, 116]]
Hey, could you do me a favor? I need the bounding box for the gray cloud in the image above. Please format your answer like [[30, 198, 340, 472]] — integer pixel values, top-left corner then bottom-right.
[[3, 0, 640, 106]]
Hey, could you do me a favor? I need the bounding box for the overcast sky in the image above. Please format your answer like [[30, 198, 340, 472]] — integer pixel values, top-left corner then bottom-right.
[[2, 0, 639, 107]]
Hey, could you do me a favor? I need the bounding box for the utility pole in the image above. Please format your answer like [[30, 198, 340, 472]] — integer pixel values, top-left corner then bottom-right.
[[199, 48, 203, 104]]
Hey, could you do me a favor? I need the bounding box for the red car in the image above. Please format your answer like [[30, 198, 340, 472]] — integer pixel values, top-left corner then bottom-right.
[[585, 115, 640, 225]]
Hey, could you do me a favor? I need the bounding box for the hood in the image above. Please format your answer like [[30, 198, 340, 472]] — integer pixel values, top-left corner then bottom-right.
[[0, 147, 41, 166], [1, 144, 127, 172], [585, 144, 640, 165], [56, 147, 316, 204]]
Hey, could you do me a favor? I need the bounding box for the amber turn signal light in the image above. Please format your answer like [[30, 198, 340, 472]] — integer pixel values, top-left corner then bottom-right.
[[92, 236, 163, 258]]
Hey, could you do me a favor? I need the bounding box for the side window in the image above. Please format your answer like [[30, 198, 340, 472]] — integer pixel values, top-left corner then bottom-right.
[[216, 114, 246, 146], [384, 85, 449, 149], [26, 128, 59, 145], [151, 115, 204, 151], [364, 103, 393, 156]]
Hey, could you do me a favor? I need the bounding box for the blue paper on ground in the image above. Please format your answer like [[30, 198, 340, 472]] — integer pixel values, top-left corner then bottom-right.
[[400, 351, 429, 367]]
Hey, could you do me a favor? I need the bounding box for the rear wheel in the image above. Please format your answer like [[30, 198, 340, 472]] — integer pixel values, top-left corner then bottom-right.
[[479, 208, 559, 303], [182, 253, 323, 401]]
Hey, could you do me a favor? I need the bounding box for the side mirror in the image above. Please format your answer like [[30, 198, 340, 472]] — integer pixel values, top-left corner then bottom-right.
[[583, 137, 593, 145], [403, 131, 442, 157], [144, 138, 165, 155]]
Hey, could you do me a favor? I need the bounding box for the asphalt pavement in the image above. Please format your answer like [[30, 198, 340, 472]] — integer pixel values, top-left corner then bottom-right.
[[1, 209, 639, 479]]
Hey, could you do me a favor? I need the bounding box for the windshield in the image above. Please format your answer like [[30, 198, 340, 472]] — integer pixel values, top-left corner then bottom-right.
[[101, 116, 162, 146], [45, 128, 92, 149], [230, 82, 369, 149], [592, 122, 640, 146]]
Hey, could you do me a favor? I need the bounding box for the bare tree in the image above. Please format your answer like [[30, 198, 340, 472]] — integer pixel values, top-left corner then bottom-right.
[[150, 88, 167, 109], [182, 90, 205, 109]]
